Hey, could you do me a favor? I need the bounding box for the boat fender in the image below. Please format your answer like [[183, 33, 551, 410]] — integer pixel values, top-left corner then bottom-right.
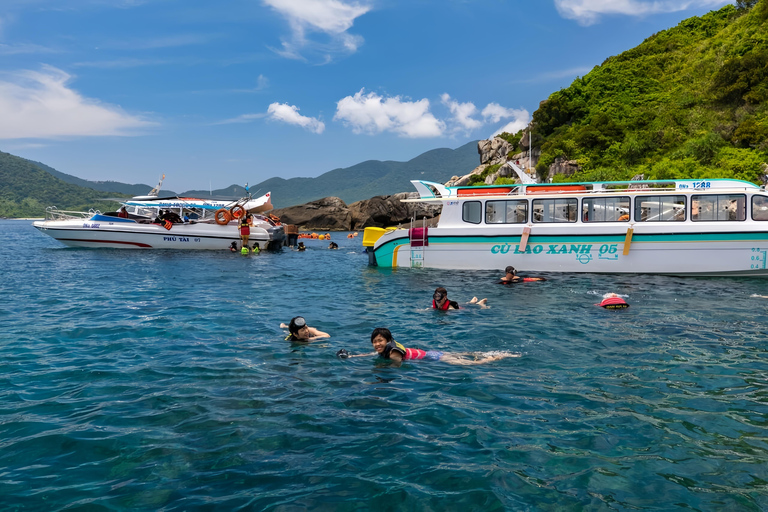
[[230, 205, 246, 220], [597, 297, 629, 309], [215, 208, 231, 225]]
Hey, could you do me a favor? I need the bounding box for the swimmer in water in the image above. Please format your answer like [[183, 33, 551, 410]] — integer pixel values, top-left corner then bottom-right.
[[281, 316, 330, 342], [229, 241, 238, 252], [498, 266, 547, 284], [336, 328, 521, 367], [432, 287, 488, 309]]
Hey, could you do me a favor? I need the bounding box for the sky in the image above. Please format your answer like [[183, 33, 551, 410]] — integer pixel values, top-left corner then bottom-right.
[[0, 0, 735, 192]]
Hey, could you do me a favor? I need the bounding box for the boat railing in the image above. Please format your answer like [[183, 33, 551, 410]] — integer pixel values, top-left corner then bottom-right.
[[45, 206, 100, 221]]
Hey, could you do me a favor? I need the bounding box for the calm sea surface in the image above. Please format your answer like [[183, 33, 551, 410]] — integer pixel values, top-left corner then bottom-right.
[[2, 219, 768, 511]]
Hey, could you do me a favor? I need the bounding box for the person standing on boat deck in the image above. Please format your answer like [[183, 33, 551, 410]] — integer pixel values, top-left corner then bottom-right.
[[239, 213, 251, 250], [432, 287, 488, 309], [499, 266, 547, 284], [280, 316, 330, 342], [336, 328, 520, 366]]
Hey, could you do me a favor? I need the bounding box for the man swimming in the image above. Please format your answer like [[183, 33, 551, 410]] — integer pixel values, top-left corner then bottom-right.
[[498, 266, 547, 284]]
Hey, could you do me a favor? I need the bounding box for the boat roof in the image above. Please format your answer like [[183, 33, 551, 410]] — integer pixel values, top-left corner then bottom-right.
[[404, 178, 762, 202]]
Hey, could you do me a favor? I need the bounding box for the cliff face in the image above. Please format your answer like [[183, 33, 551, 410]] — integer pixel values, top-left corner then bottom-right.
[[270, 193, 441, 231]]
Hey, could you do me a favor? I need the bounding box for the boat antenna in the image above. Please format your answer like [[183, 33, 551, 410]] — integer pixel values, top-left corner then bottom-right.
[[148, 174, 165, 197]]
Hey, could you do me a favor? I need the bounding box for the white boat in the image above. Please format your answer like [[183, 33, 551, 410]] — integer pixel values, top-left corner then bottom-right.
[[33, 189, 285, 250], [364, 174, 768, 276]]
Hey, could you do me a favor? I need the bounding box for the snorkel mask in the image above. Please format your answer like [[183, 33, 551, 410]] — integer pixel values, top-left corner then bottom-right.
[[289, 316, 307, 334], [433, 291, 445, 302]]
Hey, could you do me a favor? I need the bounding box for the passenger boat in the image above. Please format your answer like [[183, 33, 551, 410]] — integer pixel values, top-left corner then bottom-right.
[[364, 175, 768, 276], [33, 189, 285, 250]]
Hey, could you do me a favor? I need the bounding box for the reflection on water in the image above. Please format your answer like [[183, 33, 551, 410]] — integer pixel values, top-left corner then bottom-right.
[[1, 220, 768, 510]]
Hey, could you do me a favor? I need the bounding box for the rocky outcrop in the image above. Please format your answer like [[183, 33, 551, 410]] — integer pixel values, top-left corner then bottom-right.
[[270, 197, 353, 231], [546, 157, 580, 181], [270, 193, 441, 231], [446, 136, 537, 187], [478, 137, 512, 165], [349, 192, 441, 229]]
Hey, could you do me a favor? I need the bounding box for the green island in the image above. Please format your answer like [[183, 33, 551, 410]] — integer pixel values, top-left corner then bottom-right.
[[489, 0, 768, 186]]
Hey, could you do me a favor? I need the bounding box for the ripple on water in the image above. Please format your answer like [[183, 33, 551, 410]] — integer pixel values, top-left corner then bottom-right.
[[2, 221, 768, 510]]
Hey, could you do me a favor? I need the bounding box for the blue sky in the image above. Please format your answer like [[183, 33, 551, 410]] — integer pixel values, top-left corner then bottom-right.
[[0, 0, 733, 192]]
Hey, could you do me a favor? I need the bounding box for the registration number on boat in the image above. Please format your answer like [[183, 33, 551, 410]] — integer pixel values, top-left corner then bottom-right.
[[678, 181, 711, 189], [82, 223, 100, 228]]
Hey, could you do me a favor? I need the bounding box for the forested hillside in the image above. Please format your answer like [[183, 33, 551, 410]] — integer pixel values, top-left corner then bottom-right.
[[525, 1, 768, 184], [0, 152, 123, 218]]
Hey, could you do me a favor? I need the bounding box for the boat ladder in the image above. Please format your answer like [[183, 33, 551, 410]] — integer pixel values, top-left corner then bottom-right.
[[409, 216, 429, 268]]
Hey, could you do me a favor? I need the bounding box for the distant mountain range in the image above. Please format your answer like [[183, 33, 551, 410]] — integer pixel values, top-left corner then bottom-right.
[[1, 141, 480, 217]]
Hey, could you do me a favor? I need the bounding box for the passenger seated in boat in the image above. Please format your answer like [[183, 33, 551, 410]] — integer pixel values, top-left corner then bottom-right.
[[498, 266, 547, 284], [117, 207, 129, 218], [432, 287, 488, 309], [335, 328, 520, 367], [280, 316, 330, 342]]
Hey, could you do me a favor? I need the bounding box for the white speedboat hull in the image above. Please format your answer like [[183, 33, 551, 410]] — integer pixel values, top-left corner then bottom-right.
[[34, 217, 283, 250]]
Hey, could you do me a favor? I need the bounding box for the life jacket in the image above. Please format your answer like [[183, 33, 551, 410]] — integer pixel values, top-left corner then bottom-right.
[[597, 297, 629, 309], [382, 340, 407, 359], [432, 299, 459, 310]]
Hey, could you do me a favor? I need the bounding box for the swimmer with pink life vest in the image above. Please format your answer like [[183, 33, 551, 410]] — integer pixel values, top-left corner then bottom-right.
[[498, 266, 547, 284], [336, 328, 521, 367]]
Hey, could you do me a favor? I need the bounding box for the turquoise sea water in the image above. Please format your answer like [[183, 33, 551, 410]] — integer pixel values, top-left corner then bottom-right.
[[2, 219, 768, 511]]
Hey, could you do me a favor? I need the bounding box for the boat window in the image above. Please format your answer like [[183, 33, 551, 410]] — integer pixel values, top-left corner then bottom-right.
[[753, 196, 768, 221], [462, 201, 482, 224], [532, 198, 578, 223], [635, 195, 686, 222], [485, 200, 528, 224], [582, 196, 630, 222], [691, 194, 746, 221]]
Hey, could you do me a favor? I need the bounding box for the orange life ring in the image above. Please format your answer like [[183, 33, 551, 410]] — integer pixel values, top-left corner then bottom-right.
[[215, 208, 231, 225], [230, 205, 246, 220]]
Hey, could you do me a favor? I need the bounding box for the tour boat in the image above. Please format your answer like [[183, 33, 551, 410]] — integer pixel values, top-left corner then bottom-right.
[[364, 173, 768, 276], [33, 191, 285, 250]]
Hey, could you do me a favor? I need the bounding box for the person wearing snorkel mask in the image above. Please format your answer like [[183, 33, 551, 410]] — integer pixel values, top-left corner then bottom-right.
[[432, 287, 488, 310], [280, 316, 330, 342], [498, 266, 547, 284]]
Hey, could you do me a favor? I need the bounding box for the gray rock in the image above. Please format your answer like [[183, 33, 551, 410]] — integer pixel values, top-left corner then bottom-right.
[[270, 193, 441, 231], [270, 197, 353, 230]]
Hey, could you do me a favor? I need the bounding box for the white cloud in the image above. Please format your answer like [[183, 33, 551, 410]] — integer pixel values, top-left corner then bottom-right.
[[215, 113, 267, 124], [334, 89, 445, 138], [0, 66, 153, 139], [555, 0, 731, 26], [482, 103, 530, 137], [262, 0, 371, 60], [440, 93, 482, 132], [267, 102, 325, 133], [0, 43, 59, 55]]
